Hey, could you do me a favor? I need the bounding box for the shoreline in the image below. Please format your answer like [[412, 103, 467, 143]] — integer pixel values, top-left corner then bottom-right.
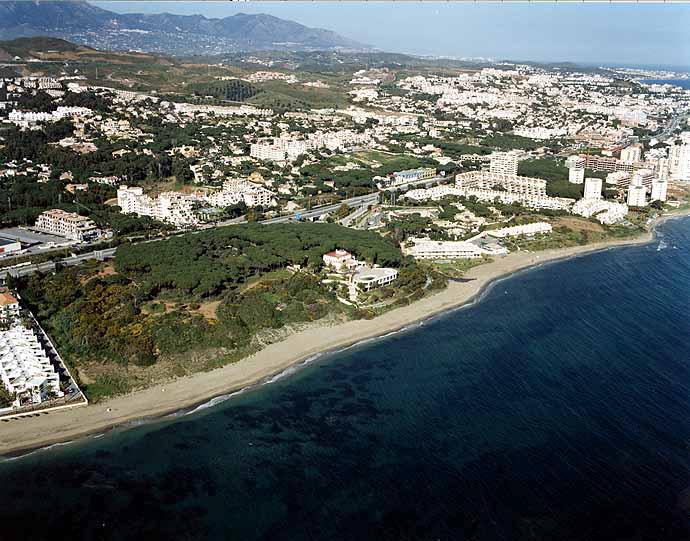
[[1, 210, 687, 458]]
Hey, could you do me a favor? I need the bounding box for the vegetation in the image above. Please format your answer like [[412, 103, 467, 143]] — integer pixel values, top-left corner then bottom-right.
[[17, 223, 409, 400], [189, 79, 260, 102]]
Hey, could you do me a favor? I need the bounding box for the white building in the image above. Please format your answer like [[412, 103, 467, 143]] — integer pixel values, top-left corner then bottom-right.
[[455, 171, 574, 211], [489, 151, 520, 176], [651, 179, 668, 202], [668, 136, 690, 181], [572, 199, 628, 225], [0, 289, 20, 322], [583, 178, 603, 200], [34, 209, 100, 241], [405, 238, 488, 260], [0, 238, 21, 258], [403, 185, 463, 202], [206, 179, 276, 208], [117, 186, 198, 226], [322, 249, 364, 272], [620, 144, 643, 165], [487, 222, 552, 238], [606, 170, 631, 187], [250, 139, 309, 163], [352, 267, 398, 290], [566, 156, 586, 185], [627, 184, 647, 208], [0, 326, 63, 409]]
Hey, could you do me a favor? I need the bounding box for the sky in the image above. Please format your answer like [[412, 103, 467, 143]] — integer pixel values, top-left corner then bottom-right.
[[95, 2, 690, 68]]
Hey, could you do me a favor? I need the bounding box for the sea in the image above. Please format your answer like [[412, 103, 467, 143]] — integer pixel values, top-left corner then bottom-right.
[[642, 78, 690, 90], [1, 216, 690, 541]]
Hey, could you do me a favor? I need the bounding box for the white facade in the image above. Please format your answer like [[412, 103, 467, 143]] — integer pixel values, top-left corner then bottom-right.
[[572, 199, 628, 225], [323, 249, 362, 272], [566, 156, 586, 185], [35, 209, 100, 241], [455, 171, 574, 211], [0, 326, 63, 408], [606, 171, 631, 186], [352, 267, 399, 290], [405, 238, 487, 260], [489, 151, 520, 176], [651, 179, 668, 202], [620, 145, 642, 165], [583, 178, 603, 200], [206, 180, 277, 209], [117, 186, 198, 226], [487, 222, 552, 238], [668, 138, 690, 181], [627, 184, 647, 207], [0, 290, 20, 322]]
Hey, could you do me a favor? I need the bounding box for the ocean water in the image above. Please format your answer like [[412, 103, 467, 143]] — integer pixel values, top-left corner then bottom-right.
[[642, 78, 690, 90], [2, 217, 690, 541]]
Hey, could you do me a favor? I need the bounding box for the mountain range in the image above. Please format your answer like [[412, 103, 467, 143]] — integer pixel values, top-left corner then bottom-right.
[[0, 1, 370, 56]]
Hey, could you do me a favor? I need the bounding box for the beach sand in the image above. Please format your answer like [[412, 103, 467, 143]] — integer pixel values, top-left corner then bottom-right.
[[0, 212, 685, 457]]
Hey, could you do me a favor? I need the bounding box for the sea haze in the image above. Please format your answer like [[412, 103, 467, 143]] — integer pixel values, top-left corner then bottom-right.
[[1, 217, 690, 540]]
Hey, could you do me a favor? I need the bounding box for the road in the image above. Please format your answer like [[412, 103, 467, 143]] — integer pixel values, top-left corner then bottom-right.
[[0, 193, 380, 279], [260, 193, 379, 225], [0, 248, 117, 280]]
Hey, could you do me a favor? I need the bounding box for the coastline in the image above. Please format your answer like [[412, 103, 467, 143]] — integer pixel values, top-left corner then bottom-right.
[[1, 210, 687, 458]]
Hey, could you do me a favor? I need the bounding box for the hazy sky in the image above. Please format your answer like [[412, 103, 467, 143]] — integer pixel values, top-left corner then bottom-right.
[[95, 2, 690, 67]]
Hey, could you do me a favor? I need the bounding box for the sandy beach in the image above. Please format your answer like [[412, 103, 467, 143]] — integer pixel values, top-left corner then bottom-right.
[[1, 210, 686, 457]]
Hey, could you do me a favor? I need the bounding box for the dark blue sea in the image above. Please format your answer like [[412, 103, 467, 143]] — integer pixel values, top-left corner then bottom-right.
[[642, 78, 690, 90], [2, 217, 690, 541]]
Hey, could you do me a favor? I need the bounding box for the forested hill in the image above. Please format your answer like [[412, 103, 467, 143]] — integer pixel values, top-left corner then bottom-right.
[[17, 223, 412, 400], [114, 222, 403, 298]]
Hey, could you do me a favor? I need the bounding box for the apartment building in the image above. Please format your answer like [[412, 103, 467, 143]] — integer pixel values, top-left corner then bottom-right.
[[0, 326, 63, 409], [651, 179, 668, 202], [117, 186, 198, 226], [572, 199, 628, 225], [620, 144, 643, 165], [487, 222, 553, 238], [405, 238, 489, 260], [206, 179, 277, 208], [668, 136, 690, 181], [583, 178, 603, 200], [566, 156, 586, 184], [34, 209, 100, 241], [489, 151, 520, 176], [627, 183, 647, 208]]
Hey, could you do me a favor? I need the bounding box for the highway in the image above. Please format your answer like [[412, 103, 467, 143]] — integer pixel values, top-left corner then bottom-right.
[[0, 248, 117, 280], [0, 193, 380, 279]]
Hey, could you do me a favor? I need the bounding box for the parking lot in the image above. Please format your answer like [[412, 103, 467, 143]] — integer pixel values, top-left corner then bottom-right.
[[0, 227, 75, 255]]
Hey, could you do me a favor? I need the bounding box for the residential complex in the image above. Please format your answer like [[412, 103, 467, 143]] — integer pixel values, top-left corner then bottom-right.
[[35, 209, 100, 241], [117, 186, 198, 226], [489, 151, 520, 176], [0, 326, 63, 410], [487, 222, 553, 238]]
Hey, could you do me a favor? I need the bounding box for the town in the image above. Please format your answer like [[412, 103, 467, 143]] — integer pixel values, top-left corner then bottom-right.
[[1, 37, 690, 413]]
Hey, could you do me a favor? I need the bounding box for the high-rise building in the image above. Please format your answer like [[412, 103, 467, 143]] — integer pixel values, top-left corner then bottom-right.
[[668, 136, 690, 181], [651, 179, 668, 202], [566, 156, 585, 184], [583, 178, 603, 200], [620, 144, 643, 165], [489, 151, 520, 176], [627, 175, 647, 207]]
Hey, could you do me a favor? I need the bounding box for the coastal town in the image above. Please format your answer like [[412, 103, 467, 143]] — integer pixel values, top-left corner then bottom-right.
[[1, 37, 690, 417]]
